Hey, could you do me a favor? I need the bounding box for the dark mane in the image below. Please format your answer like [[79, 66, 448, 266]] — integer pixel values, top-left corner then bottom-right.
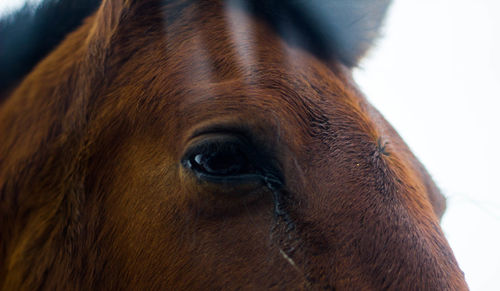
[[0, 0, 100, 97]]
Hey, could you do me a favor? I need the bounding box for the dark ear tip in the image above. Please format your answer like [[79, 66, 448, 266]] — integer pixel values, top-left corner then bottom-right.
[[240, 0, 393, 67]]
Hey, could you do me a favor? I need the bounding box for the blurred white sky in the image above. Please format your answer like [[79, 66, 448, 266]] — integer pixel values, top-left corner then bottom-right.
[[1, 0, 499, 290], [0, 0, 38, 16]]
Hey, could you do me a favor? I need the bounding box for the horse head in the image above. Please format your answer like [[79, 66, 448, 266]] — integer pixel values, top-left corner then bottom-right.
[[0, 0, 468, 289]]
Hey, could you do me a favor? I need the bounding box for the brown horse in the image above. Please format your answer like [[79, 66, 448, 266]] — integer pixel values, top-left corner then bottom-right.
[[0, 0, 468, 289]]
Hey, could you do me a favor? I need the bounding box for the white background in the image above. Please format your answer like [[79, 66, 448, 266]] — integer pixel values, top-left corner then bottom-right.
[[2, 0, 499, 290], [355, 1, 500, 290]]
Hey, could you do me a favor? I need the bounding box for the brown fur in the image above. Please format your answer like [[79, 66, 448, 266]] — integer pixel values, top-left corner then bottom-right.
[[0, 0, 467, 290]]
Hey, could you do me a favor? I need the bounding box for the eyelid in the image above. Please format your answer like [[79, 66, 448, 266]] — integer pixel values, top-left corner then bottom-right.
[[189, 124, 255, 144], [183, 135, 251, 161]]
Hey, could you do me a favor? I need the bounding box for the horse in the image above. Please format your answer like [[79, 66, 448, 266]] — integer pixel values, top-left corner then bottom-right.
[[0, 0, 468, 289]]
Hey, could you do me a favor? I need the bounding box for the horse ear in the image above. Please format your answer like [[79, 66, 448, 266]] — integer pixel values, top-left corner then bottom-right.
[[245, 0, 392, 66]]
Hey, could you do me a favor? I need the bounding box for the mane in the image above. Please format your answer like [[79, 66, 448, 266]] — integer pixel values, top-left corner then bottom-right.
[[0, 0, 101, 98]]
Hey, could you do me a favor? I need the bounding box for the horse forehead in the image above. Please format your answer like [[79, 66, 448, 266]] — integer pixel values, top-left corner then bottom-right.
[[147, 38, 377, 149], [118, 1, 387, 157], [163, 47, 359, 125], [142, 1, 332, 84], [105, 4, 377, 152], [155, 24, 354, 117]]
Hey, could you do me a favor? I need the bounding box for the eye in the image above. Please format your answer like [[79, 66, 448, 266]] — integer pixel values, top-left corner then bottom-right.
[[188, 142, 250, 176], [182, 137, 259, 183], [181, 133, 283, 187]]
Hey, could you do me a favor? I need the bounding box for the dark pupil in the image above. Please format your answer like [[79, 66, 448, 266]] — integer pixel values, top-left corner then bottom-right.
[[192, 148, 247, 175]]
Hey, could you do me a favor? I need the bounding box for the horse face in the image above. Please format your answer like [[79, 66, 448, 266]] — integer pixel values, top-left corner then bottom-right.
[[78, 2, 465, 289], [0, 0, 467, 290]]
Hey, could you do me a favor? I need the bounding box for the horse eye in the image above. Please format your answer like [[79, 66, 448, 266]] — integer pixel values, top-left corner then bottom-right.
[[185, 141, 252, 177]]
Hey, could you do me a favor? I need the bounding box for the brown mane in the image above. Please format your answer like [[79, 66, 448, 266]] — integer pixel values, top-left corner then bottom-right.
[[0, 0, 467, 289]]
